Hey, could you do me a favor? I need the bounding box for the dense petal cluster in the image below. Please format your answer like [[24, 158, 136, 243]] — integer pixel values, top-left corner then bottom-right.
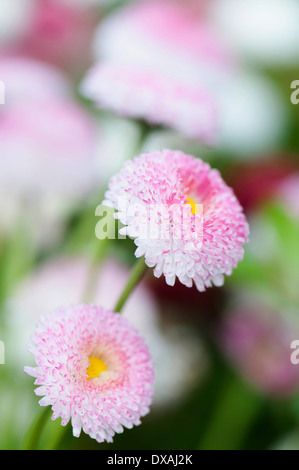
[[10, 256, 204, 407], [103, 149, 249, 291], [24, 304, 154, 443]]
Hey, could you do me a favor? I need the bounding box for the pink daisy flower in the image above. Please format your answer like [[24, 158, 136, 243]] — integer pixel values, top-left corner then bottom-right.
[[103, 149, 249, 291], [9, 255, 204, 408], [81, 0, 233, 143], [24, 304, 154, 443]]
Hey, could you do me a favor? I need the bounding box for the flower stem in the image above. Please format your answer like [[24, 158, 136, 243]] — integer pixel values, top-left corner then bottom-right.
[[114, 257, 147, 313], [47, 258, 146, 451]]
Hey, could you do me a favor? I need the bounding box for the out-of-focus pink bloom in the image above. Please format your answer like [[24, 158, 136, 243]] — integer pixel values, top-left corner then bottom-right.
[[0, 100, 97, 196], [103, 149, 249, 291], [0, 56, 98, 241], [94, 0, 231, 76], [0, 55, 70, 106], [219, 296, 299, 397], [25, 304, 154, 442], [82, 63, 217, 143], [14, 0, 98, 77], [276, 174, 299, 219], [82, 0, 233, 143], [9, 256, 206, 407], [83, 0, 288, 154], [0, 99, 98, 242]]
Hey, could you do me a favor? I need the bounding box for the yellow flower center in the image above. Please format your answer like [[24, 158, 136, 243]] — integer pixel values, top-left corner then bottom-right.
[[87, 356, 107, 380], [185, 196, 199, 215]]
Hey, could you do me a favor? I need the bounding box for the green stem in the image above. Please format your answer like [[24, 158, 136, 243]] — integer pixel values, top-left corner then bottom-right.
[[114, 257, 147, 313], [45, 258, 147, 450], [22, 123, 152, 450]]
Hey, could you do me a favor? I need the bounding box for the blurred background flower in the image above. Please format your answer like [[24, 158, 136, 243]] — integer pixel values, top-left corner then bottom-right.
[[218, 292, 299, 398], [0, 0, 299, 451], [0, 55, 99, 248]]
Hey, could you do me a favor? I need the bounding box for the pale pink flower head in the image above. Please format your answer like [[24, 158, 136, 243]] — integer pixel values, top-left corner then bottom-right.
[[24, 304, 154, 443], [81, 0, 233, 143], [103, 149, 249, 291], [0, 56, 98, 241], [94, 0, 231, 78], [9, 255, 205, 408], [0, 55, 70, 107], [0, 93, 98, 242], [14, 0, 97, 76], [81, 63, 217, 143], [0, 99, 97, 197]]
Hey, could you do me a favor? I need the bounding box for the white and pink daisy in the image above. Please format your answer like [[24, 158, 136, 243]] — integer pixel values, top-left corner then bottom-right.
[[103, 149, 249, 291], [9, 256, 205, 407], [81, 0, 233, 143], [24, 304, 154, 443]]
